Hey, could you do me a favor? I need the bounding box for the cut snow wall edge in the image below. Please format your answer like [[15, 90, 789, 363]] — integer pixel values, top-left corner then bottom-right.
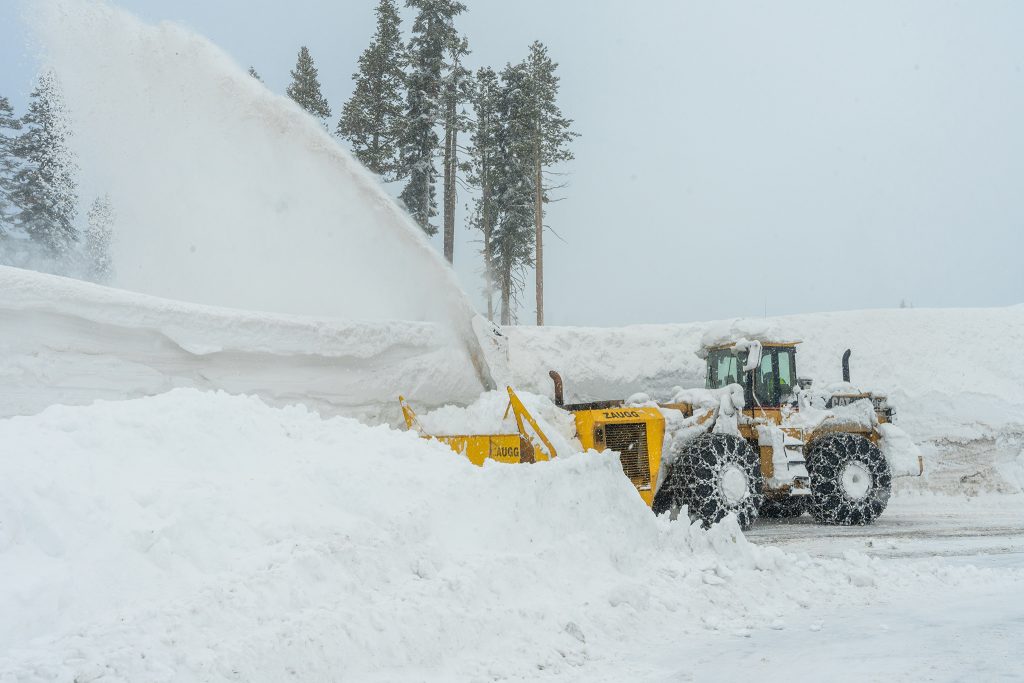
[[0, 266, 488, 423], [2, 266, 1023, 447]]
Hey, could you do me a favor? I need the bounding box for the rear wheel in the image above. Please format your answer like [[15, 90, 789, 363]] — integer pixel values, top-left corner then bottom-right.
[[806, 433, 891, 525], [654, 433, 764, 529]]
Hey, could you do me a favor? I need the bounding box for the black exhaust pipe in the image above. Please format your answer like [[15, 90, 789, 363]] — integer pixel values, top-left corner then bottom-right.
[[842, 349, 852, 383], [549, 370, 564, 407]]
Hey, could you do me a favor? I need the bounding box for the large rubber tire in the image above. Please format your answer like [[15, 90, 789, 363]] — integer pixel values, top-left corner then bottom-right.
[[759, 495, 807, 519], [806, 433, 891, 526], [653, 433, 764, 529]]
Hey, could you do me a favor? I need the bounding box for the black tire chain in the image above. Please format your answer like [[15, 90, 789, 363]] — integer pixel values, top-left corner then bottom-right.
[[805, 432, 892, 526], [655, 433, 764, 529]]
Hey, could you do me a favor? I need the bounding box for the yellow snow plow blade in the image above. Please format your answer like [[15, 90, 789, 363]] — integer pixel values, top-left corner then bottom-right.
[[399, 387, 557, 465]]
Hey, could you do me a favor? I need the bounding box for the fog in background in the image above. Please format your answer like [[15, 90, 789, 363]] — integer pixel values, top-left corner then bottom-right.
[[2, 1, 1021, 325]]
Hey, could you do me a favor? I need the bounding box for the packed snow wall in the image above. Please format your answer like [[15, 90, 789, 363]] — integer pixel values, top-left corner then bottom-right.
[[0, 267, 484, 423], [3, 266, 1021, 488], [505, 307, 1024, 444], [6, 265, 1022, 441]]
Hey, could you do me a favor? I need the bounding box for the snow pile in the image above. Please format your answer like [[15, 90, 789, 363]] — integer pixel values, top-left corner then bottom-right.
[[0, 266, 485, 422], [505, 307, 1024, 444], [28, 0, 474, 331], [0, 390, 1004, 680], [997, 446, 1024, 493]]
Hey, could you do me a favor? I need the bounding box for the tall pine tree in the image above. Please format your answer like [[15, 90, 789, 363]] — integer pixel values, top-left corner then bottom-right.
[[286, 47, 332, 126], [467, 67, 500, 321], [398, 0, 466, 237], [0, 96, 21, 237], [490, 62, 536, 325], [524, 41, 577, 326], [337, 0, 406, 179], [10, 72, 79, 255]]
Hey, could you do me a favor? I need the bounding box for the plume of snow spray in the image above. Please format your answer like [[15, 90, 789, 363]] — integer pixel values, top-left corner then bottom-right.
[[27, 0, 497, 389], [27, 0, 472, 327]]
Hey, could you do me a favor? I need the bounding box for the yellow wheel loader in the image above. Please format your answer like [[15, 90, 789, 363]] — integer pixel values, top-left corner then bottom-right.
[[550, 339, 920, 529]]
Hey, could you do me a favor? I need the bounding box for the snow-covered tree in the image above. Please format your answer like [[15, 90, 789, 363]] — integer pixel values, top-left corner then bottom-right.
[[523, 41, 577, 326], [85, 194, 114, 282], [286, 47, 332, 126], [10, 72, 79, 256], [248, 66, 263, 82], [337, 0, 406, 179], [398, 0, 466, 236], [467, 67, 501, 320], [490, 62, 537, 325], [0, 95, 21, 238]]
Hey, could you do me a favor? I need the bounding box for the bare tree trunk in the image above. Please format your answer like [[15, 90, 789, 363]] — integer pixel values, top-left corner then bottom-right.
[[534, 139, 544, 326], [482, 175, 493, 322], [371, 131, 379, 174], [442, 100, 456, 264], [500, 259, 511, 325]]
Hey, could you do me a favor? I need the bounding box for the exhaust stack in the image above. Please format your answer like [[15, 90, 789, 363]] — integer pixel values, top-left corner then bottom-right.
[[842, 349, 852, 383], [549, 370, 565, 407]]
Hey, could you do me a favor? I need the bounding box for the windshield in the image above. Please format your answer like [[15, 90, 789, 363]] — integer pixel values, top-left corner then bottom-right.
[[708, 345, 799, 406], [752, 347, 798, 406], [706, 348, 744, 389]]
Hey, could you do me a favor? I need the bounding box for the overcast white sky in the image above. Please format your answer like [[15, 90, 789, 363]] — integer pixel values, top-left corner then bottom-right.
[[2, 1, 1022, 325]]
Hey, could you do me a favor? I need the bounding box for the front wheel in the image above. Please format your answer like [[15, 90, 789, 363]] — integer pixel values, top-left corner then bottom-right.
[[654, 433, 764, 529], [806, 433, 891, 526]]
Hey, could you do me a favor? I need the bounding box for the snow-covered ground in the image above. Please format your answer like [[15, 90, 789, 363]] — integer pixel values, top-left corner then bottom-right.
[[3, 1, 1019, 679], [1, 390, 1021, 681], [664, 579, 1023, 683], [1, 267, 1022, 682]]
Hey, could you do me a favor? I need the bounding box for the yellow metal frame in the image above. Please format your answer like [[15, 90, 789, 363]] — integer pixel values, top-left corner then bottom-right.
[[399, 387, 557, 466]]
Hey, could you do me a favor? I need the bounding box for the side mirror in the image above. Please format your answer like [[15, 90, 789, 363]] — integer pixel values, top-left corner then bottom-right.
[[797, 378, 813, 390]]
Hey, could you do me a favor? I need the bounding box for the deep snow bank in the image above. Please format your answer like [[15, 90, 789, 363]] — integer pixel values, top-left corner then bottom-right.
[[4, 265, 1021, 451], [0, 390, 1007, 680], [0, 266, 484, 422], [505, 307, 1024, 444]]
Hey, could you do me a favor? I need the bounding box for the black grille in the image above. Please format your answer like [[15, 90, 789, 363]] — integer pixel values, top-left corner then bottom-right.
[[604, 422, 651, 490]]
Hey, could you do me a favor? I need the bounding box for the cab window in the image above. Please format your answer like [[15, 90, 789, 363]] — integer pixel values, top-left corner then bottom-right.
[[707, 350, 741, 389], [777, 348, 795, 398]]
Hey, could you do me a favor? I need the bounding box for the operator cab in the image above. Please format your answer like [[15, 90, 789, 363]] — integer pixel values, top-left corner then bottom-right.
[[705, 341, 800, 409]]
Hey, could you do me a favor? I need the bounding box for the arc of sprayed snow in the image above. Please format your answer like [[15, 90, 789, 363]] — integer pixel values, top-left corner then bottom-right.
[[31, 0, 498, 391]]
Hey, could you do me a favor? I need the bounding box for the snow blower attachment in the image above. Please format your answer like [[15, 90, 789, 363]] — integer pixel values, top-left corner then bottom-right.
[[399, 387, 557, 465], [550, 340, 922, 530]]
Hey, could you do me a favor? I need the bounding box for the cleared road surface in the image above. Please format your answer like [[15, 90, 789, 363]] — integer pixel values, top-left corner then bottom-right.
[[652, 494, 1024, 683]]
